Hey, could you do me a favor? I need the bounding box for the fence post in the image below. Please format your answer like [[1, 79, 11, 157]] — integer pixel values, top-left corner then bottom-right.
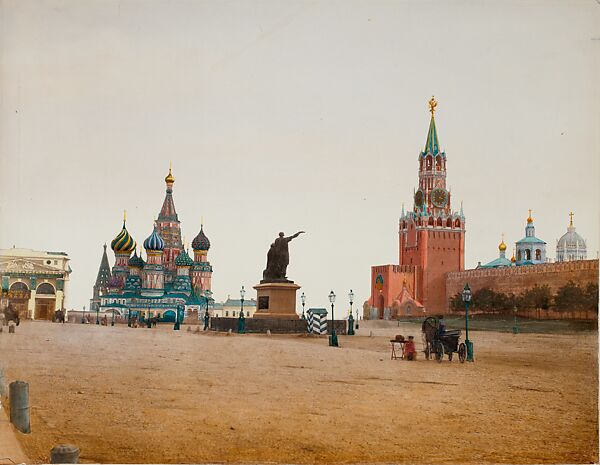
[[9, 380, 30, 433], [50, 444, 80, 463]]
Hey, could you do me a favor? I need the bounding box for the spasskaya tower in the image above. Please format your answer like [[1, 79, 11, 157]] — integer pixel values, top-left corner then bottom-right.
[[369, 97, 465, 317]]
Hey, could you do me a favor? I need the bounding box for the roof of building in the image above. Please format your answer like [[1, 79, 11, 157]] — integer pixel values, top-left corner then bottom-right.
[[174, 249, 194, 267], [223, 298, 257, 307], [516, 235, 546, 245], [192, 225, 210, 251], [480, 256, 513, 268], [557, 217, 586, 250], [0, 248, 70, 259], [144, 226, 165, 251], [111, 218, 136, 253]]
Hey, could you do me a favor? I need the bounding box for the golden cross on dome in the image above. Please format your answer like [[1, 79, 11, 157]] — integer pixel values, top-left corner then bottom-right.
[[429, 96, 437, 115], [569, 211, 574, 226], [123, 210, 127, 222]]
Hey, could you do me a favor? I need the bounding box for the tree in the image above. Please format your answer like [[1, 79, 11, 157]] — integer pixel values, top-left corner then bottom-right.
[[553, 281, 585, 311]]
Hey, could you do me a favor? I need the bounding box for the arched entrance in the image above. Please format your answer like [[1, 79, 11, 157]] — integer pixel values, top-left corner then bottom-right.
[[162, 310, 176, 322], [8, 282, 30, 319], [378, 294, 385, 319], [35, 283, 56, 320]]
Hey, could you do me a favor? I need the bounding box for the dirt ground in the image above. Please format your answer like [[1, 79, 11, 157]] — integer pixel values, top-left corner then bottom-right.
[[0, 320, 597, 464]]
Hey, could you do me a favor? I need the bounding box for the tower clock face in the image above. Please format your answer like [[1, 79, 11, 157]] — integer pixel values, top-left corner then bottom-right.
[[431, 188, 448, 207], [414, 190, 424, 207]]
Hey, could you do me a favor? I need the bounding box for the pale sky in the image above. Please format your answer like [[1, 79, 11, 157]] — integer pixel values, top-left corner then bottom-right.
[[1, 0, 599, 312]]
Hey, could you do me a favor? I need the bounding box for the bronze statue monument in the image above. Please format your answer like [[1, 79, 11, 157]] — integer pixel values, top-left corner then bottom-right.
[[262, 231, 305, 283]]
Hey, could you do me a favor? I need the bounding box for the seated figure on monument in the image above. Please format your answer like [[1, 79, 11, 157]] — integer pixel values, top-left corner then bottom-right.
[[262, 231, 304, 283]]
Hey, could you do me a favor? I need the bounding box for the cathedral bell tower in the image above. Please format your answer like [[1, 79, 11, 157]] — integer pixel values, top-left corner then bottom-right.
[[398, 97, 465, 312]]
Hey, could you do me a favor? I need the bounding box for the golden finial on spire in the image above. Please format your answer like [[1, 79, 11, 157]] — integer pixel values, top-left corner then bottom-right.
[[428, 96, 437, 116], [123, 209, 127, 223], [165, 162, 175, 184], [527, 209, 533, 224], [569, 211, 574, 227], [201, 215, 204, 228]]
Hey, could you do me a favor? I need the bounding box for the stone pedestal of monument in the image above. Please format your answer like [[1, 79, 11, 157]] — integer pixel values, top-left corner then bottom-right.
[[253, 281, 301, 319]]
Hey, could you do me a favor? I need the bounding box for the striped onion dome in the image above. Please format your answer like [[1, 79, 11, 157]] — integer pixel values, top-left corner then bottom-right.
[[128, 250, 144, 268], [192, 225, 210, 251], [111, 221, 136, 253], [175, 249, 194, 267], [143, 226, 165, 251]]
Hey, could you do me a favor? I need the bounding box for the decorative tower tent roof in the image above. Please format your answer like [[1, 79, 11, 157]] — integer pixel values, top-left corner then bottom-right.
[[423, 96, 443, 157], [556, 212, 587, 262]]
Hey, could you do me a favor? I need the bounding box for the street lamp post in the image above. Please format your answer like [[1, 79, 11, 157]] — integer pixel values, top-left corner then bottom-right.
[[512, 306, 519, 334], [462, 283, 474, 362], [347, 289, 355, 336], [128, 307, 132, 327], [82, 305, 86, 324], [111, 309, 115, 326], [174, 304, 181, 330], [300, 292, 306, 320], [355, 306, 359, 330], [96, 307, 100, 325], [203, 290, 212, 331], [238, 286, 246, 334], [329, 290, 338, 347]]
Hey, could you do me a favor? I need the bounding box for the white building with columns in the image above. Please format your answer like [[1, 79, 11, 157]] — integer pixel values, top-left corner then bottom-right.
[[0, 248, 71, 320]]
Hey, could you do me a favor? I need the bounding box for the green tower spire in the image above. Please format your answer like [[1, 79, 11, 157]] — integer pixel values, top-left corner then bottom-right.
[[424, 96, 440, 155]]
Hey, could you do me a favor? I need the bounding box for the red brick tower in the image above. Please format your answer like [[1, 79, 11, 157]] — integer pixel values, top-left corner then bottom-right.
[[398, 97, 465, 313]]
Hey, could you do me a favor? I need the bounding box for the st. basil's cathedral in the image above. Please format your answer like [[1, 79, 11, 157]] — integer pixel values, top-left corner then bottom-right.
[[90, 167, 213, 321]]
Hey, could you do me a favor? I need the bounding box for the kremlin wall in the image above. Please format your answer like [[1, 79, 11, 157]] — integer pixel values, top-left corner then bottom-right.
[[446, 259, 598, 309]]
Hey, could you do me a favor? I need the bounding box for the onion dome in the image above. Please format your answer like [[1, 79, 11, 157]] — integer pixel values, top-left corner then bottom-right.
[[128, 250, 144, 268], [111, 215, 136, 253], [192, 225, 210, 251], [498, 235, 507, 252], [527, 209, 534, 224], [175, 249, 194, 267], [511, 249, 516, 263], [165, 164, 175, 184], [143, 226, 165, 251]]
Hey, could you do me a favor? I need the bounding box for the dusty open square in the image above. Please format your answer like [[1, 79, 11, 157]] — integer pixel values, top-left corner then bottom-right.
[[0, 320, 597, 464]]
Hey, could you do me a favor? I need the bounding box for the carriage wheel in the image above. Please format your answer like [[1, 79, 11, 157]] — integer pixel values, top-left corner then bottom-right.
[[434, 341, 444, 362], [458, 343, 466, 363]]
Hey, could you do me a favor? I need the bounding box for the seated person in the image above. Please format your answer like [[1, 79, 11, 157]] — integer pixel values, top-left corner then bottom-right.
[[403, 336, 417, 360], [438, 315, 446, 336]]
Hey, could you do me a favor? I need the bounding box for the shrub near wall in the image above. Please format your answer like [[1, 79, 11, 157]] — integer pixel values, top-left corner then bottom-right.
[[449, 281, 598, 319]]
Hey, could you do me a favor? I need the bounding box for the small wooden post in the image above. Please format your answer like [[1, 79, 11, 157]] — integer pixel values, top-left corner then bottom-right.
[[9, 380, 30, 433], [50, 444, 80, 463]]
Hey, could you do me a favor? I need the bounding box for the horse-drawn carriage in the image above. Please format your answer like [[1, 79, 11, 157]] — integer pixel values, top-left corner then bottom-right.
[[421, 316, 466, 363]]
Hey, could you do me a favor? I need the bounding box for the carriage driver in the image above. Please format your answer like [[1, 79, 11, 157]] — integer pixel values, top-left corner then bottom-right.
[[438, 315, 446, 336]]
